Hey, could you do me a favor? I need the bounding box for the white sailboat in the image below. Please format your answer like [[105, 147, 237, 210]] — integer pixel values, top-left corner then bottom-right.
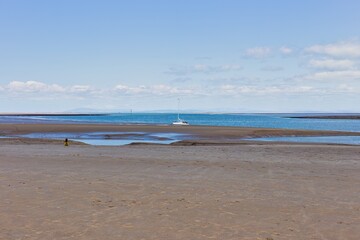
[[172, 99, 189, 126]]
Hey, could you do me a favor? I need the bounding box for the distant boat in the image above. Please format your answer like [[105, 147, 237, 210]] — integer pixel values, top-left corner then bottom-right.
[[172, 99, 189, 126], [172, 118, 189, 126]]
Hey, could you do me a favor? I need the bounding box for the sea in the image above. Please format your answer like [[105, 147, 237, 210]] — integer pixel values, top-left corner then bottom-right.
[[1, 113, 360, 145]]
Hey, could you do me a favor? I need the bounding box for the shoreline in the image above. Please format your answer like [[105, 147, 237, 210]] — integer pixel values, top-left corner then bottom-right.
[[1, 123, 360, 146]]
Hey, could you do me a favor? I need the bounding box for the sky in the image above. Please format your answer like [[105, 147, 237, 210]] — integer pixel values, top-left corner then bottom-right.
[[1, 0, 360, 113]]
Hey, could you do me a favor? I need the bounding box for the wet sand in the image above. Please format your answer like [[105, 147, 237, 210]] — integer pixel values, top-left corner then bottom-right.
[[1, 123, 360, 141], [1, 124, 360, 239]]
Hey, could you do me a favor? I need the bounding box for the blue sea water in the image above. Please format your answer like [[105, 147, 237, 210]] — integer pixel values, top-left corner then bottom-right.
[[1, 113, 360, 145], [2, 113, 359, 132]]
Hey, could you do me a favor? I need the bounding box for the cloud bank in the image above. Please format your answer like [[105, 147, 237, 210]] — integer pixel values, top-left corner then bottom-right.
[[308, 59, 355, 70], [2, 40, 360, 112], [244, 47, 272, 58], [166, 64, 242, 76], [306, 41, 360, 58]]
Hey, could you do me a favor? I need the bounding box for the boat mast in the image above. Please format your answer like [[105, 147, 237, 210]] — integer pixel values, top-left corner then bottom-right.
[[177, 98, 180, 121]]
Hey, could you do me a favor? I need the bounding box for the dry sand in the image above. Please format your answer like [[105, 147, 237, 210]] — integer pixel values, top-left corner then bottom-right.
[[1, 124, 360, 239]]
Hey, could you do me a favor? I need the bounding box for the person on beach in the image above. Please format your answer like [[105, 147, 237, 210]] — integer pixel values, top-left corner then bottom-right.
[[64, 138, 69, 146]]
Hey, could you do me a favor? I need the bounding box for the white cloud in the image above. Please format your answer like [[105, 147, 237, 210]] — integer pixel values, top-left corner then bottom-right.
[[3, 79, 359, 105], [261, 66, 284, 71], [338, 84, 354, 92], [70, 85, 93, 93], [114, 84, 198, 96], [219, 85, 315, 95], [306, 70, 360, 81], [151, 85, 196, 95], [151, 84, 179, 94], [336, 84, 360, 93], [244, 47, 271, 58], [305, 41, 360, 58], [192, 64, 208, 72], [308, 58, 355, 70], [217, 65, 243, 71], [3, 81, 181, 99], [7, 81, 65, 93], [279, 46, 293, 54], [114, 84, 148, 94], [3, 81, 100, 100], [166, 64, 242, 75]]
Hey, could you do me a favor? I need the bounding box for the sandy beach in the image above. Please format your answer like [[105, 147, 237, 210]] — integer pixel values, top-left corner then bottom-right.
[[1, 124, 360, 239]]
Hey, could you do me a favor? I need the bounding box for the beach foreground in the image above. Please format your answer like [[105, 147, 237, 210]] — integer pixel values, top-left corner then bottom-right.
[[1, 124, 360, 239]]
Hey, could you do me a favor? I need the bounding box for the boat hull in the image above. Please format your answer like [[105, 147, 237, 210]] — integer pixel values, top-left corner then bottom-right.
[[172, 121, 189, 126]]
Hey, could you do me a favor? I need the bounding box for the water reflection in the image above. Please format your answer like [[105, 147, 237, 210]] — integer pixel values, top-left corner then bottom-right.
[[15, 132, 191, 146]]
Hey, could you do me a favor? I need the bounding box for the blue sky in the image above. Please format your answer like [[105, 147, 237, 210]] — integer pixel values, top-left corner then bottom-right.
[[1, 0, 360, 112]]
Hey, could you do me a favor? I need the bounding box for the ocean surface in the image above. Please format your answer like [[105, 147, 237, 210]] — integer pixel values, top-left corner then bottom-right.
[[1, 113, 360, 145], [1, 113, 360, 132]]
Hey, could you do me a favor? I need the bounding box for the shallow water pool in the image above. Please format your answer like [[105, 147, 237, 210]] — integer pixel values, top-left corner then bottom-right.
[[14, 132, 191, 146]]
